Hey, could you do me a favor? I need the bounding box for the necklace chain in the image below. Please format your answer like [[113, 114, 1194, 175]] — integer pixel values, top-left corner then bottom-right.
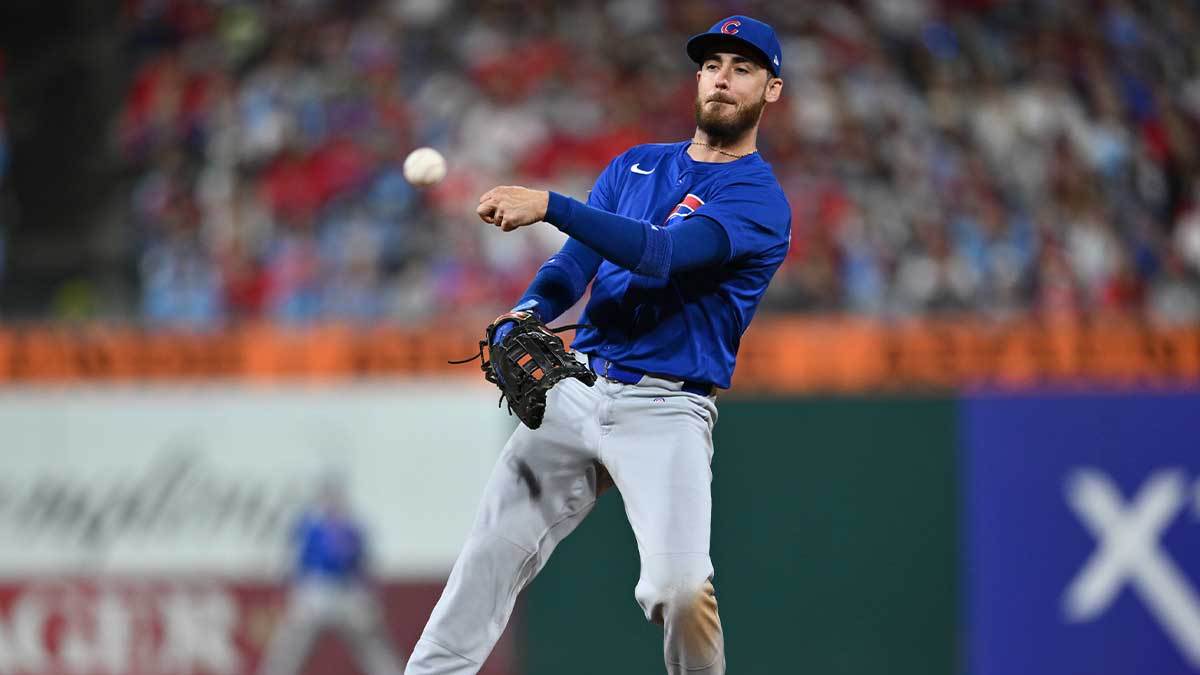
[[690, 141, 756, 160]]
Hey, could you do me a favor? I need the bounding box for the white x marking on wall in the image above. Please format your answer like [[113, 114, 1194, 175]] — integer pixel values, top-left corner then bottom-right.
[[1062, 468, 1200, 668]]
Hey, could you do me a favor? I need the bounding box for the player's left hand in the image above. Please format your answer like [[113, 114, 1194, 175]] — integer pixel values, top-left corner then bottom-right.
[[477, 186, 549, 232]]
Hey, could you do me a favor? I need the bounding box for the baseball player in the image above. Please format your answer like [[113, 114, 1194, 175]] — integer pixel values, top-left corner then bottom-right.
[[407, 16, 789, 675], [259, 475, 406, 675]]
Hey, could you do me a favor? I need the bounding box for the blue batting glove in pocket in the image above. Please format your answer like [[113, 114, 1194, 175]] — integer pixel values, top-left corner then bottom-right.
[[490, 319, 519, 386], [492, 320, 516, 346], [489, 306, 539, 385]]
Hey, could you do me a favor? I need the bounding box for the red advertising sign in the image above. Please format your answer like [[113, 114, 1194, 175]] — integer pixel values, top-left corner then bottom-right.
[[0, 579, 514, 675]]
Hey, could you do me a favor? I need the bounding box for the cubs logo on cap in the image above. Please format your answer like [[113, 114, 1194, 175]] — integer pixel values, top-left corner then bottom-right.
[[687, 15, 782, 77]]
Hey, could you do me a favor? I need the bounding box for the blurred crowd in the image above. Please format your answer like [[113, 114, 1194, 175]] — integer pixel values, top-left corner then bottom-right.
[[118, 0, 1200, 326], [0, 52, 7, 289]]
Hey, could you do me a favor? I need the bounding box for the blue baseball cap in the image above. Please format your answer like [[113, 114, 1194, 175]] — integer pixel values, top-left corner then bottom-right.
[[687, 15, 782, 77]]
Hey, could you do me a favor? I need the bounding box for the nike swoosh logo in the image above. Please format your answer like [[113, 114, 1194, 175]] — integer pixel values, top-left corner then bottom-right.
[[630, 163, 654, 175]]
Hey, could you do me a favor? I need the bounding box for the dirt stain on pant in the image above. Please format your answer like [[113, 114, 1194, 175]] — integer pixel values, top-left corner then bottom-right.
[[661, 580, 723, 672]]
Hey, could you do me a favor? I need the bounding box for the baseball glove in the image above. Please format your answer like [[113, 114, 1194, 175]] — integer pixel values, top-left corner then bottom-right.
[[451, 311, 596, 429]]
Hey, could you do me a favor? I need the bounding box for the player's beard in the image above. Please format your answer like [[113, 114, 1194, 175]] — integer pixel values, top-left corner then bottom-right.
[[694, 90, 766, 146]]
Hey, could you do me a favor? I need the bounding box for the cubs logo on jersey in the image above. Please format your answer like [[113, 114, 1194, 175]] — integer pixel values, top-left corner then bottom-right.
[[664, 193, 705, 224]]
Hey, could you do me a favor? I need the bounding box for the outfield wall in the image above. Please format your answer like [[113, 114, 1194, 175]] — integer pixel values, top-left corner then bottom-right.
[[524, 397, 959, 675], [2, 383, 1199, 674], [0, 383, 518, 674], [524, 391, 1200, 675]]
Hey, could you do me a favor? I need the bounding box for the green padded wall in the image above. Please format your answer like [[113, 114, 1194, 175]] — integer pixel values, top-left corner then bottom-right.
[[521, 396, 958, 675]]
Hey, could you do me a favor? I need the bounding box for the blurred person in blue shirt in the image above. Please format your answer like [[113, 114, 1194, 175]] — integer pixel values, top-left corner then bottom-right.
[[258, 473, 405, 675]]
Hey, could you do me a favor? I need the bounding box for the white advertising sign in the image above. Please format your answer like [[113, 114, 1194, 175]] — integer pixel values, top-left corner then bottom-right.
[[0, 382, 510, 580]]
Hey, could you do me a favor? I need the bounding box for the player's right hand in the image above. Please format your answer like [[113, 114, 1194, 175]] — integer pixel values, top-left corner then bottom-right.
[[477, 186, 549, 231]]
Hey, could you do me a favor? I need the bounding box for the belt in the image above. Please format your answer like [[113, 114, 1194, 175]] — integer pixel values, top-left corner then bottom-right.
[[588, 355, 714, 397]]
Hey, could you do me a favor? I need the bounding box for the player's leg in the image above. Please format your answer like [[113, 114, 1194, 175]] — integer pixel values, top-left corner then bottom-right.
[[602, 379, 724, 675], [406, 378, 604, 675], [257, 585, 329, 675], [336, 586, 406, 675]]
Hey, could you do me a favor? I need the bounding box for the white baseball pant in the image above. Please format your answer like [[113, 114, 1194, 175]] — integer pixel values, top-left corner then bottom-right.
[[405, 365, 723, 675]]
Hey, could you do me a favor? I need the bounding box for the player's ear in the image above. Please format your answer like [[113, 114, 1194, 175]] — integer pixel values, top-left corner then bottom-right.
[[764, 77, 782, 103]]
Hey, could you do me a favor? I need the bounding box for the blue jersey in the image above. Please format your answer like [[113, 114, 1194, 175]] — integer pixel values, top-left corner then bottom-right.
[[292, 509, 366, 583], [571, 141, 791, 389]]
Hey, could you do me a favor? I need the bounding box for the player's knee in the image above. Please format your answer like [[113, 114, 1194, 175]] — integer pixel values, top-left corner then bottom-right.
[[634, 556, 718, 626], [634, 562, 724, 670], [636, 578, 720, 628]]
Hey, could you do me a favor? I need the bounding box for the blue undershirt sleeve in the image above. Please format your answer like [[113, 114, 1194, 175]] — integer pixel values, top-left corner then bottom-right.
[[543, 192, 730, 278], [667, 215, 730, 272], [511, 238, 602, 323]]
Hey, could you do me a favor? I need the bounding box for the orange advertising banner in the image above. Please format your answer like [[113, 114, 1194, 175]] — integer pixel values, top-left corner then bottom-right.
[[730, 316, 1200, 392], [0, 316, 1196, 392]]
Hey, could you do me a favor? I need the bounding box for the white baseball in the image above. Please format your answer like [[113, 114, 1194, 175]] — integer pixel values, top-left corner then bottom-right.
[[403, 147, 447, 187]]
